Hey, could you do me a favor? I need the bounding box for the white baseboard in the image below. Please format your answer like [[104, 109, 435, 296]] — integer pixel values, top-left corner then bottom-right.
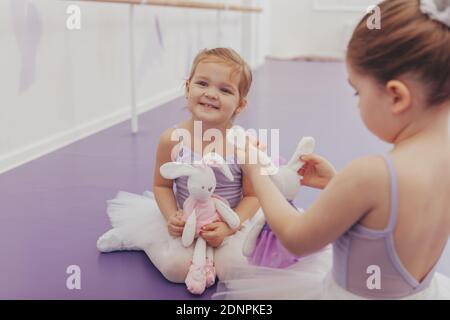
[[0, 87, 183, 175]]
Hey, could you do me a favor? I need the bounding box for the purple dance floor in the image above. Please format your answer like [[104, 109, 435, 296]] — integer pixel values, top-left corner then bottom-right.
[[1, 60, 448, 299]]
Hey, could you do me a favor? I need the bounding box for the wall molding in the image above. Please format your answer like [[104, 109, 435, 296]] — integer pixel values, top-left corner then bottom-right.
[[0, 87, 183, 174]]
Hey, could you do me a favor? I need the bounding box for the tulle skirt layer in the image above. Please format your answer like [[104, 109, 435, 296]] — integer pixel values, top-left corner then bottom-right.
[[213, 246, 450, 300]]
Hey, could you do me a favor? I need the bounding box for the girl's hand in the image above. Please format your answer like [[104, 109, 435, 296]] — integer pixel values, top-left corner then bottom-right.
[[167, 210, 185, 237], [298, 154, 337, 189], [200, 221, 235, 248], [236, 136, 266, 174]]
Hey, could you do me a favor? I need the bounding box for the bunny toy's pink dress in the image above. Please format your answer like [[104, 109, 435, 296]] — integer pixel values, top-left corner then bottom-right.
[[182, 194, 230, 237]]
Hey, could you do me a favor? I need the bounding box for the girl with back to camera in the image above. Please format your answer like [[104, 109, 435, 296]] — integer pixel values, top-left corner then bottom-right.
[[215, 0, 450, 299]]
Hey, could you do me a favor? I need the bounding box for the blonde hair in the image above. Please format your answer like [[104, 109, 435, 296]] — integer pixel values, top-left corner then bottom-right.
[[187, 48, 253, 100], [348, 0, 450, 107]]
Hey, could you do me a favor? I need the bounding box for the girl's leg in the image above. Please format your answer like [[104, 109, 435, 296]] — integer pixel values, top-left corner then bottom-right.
[[144, 238, 194, 283]]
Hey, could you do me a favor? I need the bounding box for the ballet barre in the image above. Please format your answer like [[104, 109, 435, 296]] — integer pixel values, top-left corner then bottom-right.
[[78, 0, 262, 13], [75, 0, 262, 133]]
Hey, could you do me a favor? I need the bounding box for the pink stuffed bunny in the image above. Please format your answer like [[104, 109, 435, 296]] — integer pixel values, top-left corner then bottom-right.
[[160, 153, 240, 294]]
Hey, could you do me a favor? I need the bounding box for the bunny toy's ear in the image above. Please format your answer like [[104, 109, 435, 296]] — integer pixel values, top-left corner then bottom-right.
[[287, 136, 316, 172], [160, 162, 197, 179], [227, 125, 277, 174], [202, 152, 234, 182]]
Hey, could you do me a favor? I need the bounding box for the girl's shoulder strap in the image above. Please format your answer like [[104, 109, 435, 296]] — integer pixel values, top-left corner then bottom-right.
[[381, 153, 399, 232]]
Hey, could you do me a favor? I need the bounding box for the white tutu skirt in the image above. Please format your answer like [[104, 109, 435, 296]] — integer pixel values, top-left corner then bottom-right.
[[97, 191, 174, 252], [213, 246, 450, 300], [97, 190, 257, 253]]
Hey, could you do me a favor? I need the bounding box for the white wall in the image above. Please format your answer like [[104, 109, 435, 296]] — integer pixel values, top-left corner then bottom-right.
[[0, 0, 270, 174], [269, 0, 377, 59]]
